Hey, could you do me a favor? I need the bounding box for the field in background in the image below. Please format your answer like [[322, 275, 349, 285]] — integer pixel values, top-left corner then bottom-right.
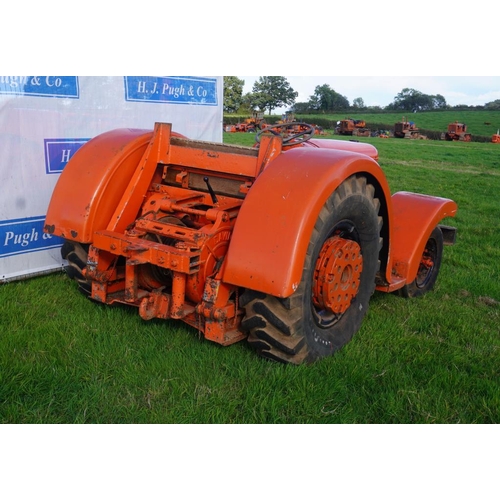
[[225, 110, 500, 140], [1, 130, 499, 423]]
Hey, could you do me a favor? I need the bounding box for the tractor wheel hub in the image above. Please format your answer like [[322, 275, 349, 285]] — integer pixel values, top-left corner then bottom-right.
[[312, 237, 363, 315]]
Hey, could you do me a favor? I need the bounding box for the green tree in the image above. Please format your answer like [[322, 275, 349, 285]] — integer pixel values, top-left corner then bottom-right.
[[291, 101, 313, 113], [352, 97, 365, 109], [485, 99, 500, 110], [223, 76, 245, 113], [248, 76, 298, 115], [432, 94, 448, 110], [308, 84, 349, 112], [387, 88, 448, 112], [389, 88, 426, 112]]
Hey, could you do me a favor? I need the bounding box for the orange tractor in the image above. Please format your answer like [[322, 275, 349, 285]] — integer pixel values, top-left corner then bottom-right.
[[492, 130, 500, 143], [274, 112, 326, 136], [224, 111, 266, 133], [44, 121, 457, 365], [442, 121, 472, 142], [394, 117, 423, 139], [336, 119, 371, 137]]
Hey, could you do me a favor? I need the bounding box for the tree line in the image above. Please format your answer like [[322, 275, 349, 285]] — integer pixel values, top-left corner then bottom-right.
[[224, 76, 500, 115]]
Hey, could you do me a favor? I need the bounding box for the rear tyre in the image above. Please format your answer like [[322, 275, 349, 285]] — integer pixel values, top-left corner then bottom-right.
[[61, 240, 91, 296], [241, 175, 383, 365], [398, 226, 443, 298]]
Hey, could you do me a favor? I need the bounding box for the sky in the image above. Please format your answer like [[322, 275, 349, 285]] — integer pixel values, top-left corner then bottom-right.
[[5, 3, 498, 115], [238, 76, 500, 112]]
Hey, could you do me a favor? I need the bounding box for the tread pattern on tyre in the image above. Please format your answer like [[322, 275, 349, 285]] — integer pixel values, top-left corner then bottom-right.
[[241, 175, 383, 365], [61, 240, 91, 296]]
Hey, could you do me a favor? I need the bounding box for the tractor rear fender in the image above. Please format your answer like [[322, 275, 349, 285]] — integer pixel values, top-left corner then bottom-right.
[[223, 147, 393, 298], [385, 192, 457, 287], [44, 128, 154, 242], [44, 125, 186, 242]]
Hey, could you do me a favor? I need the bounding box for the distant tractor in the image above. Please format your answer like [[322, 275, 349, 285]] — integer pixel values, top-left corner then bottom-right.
[[441, 122, 472, 142], [336, 119, 371, 137], [394, 117, 422, 139], [225, 111, 266, 133], [492, 130, 500, 143], [277, 112, 326, 136]]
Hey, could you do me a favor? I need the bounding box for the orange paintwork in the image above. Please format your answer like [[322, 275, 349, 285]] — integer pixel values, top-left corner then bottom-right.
[[44, 122, 457, 346], [223, 146, 392, 297], [337, 119, 369, 137], [312, 237, 363, 314], [301, 138, 378, 160], [225, 111, 266, 133], [376, 192, 457, 292], [394, 117, 419, 138], [444, 121, 471, 141], [44, 128, 153, 242]]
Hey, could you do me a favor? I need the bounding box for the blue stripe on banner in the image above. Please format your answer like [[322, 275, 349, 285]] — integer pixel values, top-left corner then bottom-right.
[[0, 217, 64, 258], [124, 76, 218, 105], [0, 76, 79, 98]]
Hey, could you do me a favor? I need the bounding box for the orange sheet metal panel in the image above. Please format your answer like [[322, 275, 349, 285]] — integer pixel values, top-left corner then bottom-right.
[[223, 147, 391, 298], [169, 141, 260, 178], [44, 128, 153, 242], [389, 192, 457, 284], [302, 138, 379, 161]]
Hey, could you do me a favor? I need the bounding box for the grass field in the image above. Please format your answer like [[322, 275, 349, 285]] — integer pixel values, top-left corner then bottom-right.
[[1, 129, 499, 424]]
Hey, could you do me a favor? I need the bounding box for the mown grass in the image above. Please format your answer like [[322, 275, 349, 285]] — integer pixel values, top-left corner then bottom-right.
[[1, 132, 499, 424]]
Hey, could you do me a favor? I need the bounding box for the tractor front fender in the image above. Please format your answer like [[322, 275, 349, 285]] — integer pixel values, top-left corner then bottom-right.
[[385, 192, 457, 287], [223, 147, 392, 298]]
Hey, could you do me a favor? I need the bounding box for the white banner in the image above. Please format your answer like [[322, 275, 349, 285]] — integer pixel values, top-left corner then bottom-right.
[[0, 76, 223, 282]]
